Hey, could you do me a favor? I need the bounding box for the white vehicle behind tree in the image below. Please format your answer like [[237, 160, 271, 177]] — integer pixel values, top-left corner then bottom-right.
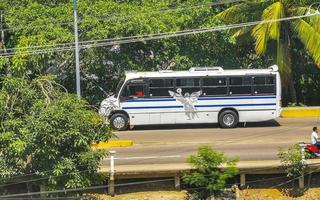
[[99, 65, 281, 131]]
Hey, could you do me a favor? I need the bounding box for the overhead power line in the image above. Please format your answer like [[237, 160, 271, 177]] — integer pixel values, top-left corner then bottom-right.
[[0, 12, 319, 58]]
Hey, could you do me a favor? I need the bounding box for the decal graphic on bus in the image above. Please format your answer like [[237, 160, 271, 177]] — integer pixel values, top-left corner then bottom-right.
[[169, 88, 202, 120]]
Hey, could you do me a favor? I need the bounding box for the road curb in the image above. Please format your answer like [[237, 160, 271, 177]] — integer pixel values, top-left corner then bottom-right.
[[281, 107, 320, 118], [91, 140, 133, 148]]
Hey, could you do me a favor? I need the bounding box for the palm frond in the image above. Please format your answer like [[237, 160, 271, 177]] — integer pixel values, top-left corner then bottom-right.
[[215, 3, 251, 24], [215, 1, 269, 23], [261, 1, 284, 39], [251, 2, 284, 55], [293, 19, 320, 67], [290, 7, 320, 33], [231, 26, 253, 39], [252, 23, 269, 54]]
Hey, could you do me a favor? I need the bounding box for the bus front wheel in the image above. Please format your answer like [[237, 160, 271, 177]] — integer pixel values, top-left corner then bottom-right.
[[110, 113, 129, 131], [218, 110, 238, 128]]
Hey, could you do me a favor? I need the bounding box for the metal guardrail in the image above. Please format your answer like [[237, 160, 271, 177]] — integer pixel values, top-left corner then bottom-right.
[[99, 159, 320, 195]]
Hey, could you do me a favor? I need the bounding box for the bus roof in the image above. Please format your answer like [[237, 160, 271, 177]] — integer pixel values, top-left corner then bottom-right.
[[125, 65, 279, 80]]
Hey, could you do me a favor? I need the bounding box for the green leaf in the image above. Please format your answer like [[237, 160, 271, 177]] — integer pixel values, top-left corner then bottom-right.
[[293, 19, 320, 67]]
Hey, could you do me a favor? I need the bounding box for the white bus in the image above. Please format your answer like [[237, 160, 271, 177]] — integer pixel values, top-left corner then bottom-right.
[[99, 65, 281, 130]]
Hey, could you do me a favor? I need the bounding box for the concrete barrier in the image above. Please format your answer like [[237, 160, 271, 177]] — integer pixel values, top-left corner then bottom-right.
[[99, 159, 320, 194], [281, 107, 320, 118]]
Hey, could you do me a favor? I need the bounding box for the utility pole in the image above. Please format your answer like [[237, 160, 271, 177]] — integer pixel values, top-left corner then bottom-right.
[[73, 0, 81, 99]]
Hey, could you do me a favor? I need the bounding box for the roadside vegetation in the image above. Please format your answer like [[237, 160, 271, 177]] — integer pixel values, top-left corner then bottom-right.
[[183, 145, 238, 200], [278, 144, 307, 181], [278, 144, 307, 196], [0, 77, 114, 195]]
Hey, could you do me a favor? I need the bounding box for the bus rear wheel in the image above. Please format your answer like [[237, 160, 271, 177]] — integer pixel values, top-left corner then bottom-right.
[[110, 113, 129, 131], [219, 110, 238, 128]]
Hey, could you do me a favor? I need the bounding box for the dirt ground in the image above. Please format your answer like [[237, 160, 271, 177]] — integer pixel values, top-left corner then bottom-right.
[[87, 188, 320, 200], [239, 188, 320, 200], [88, 191, 187, 200]]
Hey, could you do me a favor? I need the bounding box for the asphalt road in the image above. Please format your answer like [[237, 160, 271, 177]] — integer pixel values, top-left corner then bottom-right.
[[103, 117, 320, 166]]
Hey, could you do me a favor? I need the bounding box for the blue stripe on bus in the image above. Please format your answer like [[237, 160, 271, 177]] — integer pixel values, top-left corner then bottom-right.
[[126, 96, 276, 102], [123, 103, 276, 110], [123, 105, 184, 109], [127, 98, 176, 102], [195, 103, 276, 108], [199, 96, 276, 101]]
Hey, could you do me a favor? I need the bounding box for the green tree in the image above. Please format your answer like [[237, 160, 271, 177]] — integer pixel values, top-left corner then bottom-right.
[[183, 146, 238, 200], [0, 0, 241, 105], [216, 0, 320, 103], [0, 76, 114, 193]]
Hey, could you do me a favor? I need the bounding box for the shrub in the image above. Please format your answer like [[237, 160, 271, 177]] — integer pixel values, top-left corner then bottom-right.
[[278, 144, 307, 180], [182, 146, 238, 199]]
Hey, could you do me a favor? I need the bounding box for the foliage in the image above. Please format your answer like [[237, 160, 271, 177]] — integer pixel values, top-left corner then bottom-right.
[[216, 0, 320, 103], [182, 146, 238, 199], [278, 144, 307, 179], [0, 0, 273, 105], [0, 76, 114, 192], [0, 0, 319, 106]]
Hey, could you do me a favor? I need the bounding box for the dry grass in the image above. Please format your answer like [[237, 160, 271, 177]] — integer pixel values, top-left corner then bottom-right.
[[86, 191, 187, 200], [239, 188, 320, 200]]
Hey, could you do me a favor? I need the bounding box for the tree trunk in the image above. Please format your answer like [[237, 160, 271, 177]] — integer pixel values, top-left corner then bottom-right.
[[278, 23, 297, 104], [288, 76, 297, 104]]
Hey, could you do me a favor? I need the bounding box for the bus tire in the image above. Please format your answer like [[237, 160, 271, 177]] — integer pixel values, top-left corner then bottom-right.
[[110, 113, 129, 131], [218, 110, 238, 128]]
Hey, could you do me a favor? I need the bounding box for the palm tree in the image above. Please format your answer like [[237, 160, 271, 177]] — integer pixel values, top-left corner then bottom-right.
[[216, 0, 320, 103]]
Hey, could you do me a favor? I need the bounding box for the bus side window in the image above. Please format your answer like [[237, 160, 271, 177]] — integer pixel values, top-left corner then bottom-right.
[[202, 77, 227, 96], [228, 77, 252, 95], [176, 78, 201, 94], [253, 76, 275, 95], [149, 79, 174, 97]]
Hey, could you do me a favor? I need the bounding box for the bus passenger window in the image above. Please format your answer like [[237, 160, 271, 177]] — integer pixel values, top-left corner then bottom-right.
[[253, 76, 275, 95], [228, 77, 252, 95], [176, 78, 201, 94], [128, 85, 146, 98], [149, 79, 174, 97], [202, 78, 227, 96]]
